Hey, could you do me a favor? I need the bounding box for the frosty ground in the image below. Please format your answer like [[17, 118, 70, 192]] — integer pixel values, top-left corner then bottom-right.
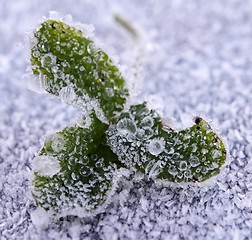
[[1, 0, 252, 239]]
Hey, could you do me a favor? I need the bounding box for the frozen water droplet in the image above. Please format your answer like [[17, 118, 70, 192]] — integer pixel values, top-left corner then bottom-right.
[[32, 50, 40, 58], [142, 116, 154, 127], [51, 133, 65, 152], [178, 161, 188, 171], [116, 118, 136, 135], [191, 143, 197, 152], [80, 165, 91, 177], [80, 66, 85, 72], [41, 53, 56, 68], [59, 85, 76, 103], [184, 170, 192, 178], [136, 127, 154, 140], [78, 50, 84, 55], [171, 152, 180, 161], [148, 138, 165, 156], [209, 162, 219, 170], [32, 156, 60, 177], [189, 156, 200, 167], [95, 159, 104, 168], [177, 171, 183, 179], [168, 165, 178, 176], [76, 115, 92, 129], [201, 166, 208, 174], [55, 45, 61, 51], [126, 132, 136, 142], [87, 43, 95, 54]]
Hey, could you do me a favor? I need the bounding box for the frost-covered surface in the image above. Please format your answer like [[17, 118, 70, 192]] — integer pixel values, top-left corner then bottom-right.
[[1, 0, 252, 239]]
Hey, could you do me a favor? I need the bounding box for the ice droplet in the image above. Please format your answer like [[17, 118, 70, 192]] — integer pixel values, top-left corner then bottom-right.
[[41, 53, 56, 68], [148, 138, 165, 156], [142, 116, 154, 127], [32, 50, 40, 58], [184, 170, 192, 178], [80, 165, 91, 177], [32, 156, 60, 177], [51, 133, 66, 152], [171, 152, 180, 161], [116, 118, 136, 135], [189, 156, 200, 167], [78, 50, 84, 55], [79, 66, 85, 72], [168, 165, 178, 176], [178, 161, 188, 171], [87, 43, 95, 54], [76, 115, 92, 129]]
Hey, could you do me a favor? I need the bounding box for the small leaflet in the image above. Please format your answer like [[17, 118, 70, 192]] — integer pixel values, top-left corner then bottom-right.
[[30, 20, 129, 120], [32, 113, 126, 214], [106, 103, 226, 182]]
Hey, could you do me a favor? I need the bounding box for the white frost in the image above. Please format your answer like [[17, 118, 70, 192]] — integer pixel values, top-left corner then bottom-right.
[[32, 155, 61, 177], [59, 85, 76, 103]]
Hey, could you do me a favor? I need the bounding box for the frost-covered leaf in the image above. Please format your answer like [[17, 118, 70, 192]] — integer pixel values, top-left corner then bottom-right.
[[30, 20, 129, 120], [32, 113, 126, 214], [106, 103, 226, 182]]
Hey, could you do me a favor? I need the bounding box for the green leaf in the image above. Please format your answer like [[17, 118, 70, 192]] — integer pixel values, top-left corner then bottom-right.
[[106, 103, 226, 182], [30, 20, 129, 120], [32, 113, 126, 213]]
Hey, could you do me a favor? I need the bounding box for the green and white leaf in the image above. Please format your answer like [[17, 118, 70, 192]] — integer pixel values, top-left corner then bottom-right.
[[106, 103, 226, 182], [32, 113, 126, 214], [30, 20, 129, 120]]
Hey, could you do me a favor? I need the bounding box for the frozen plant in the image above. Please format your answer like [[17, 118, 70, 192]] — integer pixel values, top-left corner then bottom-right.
[[28, 18, 226, 215]]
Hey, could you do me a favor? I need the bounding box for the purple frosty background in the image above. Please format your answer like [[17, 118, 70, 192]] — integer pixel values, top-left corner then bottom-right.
[[1, 0, 252, 239]]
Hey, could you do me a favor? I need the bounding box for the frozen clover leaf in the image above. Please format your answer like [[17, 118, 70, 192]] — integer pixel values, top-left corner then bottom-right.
[[32, 113, 126, 214], [106, 103, 226, 182], [30, 20, 129, 120], [29, 17, 227, 217]]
